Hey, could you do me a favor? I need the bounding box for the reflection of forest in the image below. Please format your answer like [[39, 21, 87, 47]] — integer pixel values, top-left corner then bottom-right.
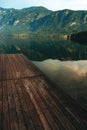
[[0, 36, 87, 61], [70, 31, 87, 45]]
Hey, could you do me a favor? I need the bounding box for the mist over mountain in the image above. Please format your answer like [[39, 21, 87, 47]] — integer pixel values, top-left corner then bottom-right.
[[0, 6, 87, 34]]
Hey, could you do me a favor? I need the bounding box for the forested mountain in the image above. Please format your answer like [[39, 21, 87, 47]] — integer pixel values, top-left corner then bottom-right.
[[0, 7, 87, 34]]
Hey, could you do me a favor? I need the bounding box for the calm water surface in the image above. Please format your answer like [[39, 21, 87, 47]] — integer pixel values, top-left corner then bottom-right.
[[0, 35, 87, 110], [34, 59, 87, 110]]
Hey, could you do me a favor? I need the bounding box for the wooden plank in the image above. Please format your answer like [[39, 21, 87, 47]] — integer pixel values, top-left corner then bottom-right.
[[2, 80, 10, 130], [7, 55, 27, 130], [7, 54, 43, 129], [18, 54, 42, 76], [12, 80, 27, 130], [0, 81, 2, 129], [7, 80, 19, 130], [22, 78, 51, 130], [2, 55, 10, 130], [6, 60, 19, 130], [0, 55, 3, 80], [15, 54, 34, 77], [15, 79, 44, 130], [27, 79, 62, 130]]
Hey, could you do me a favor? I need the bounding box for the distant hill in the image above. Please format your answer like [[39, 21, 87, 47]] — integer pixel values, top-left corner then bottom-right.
[[0, 7, 87, 34]]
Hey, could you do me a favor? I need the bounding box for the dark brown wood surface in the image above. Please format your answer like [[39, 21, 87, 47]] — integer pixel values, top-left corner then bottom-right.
[[0, 54, 87, 130]]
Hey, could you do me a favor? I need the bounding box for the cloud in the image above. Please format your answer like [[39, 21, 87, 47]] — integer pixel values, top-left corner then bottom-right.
[[34, 60, 87, 78], [64, 61, 87, 77]]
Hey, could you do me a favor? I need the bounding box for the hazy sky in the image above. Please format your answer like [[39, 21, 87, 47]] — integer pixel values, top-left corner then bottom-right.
[[0, 0, 87, 11]]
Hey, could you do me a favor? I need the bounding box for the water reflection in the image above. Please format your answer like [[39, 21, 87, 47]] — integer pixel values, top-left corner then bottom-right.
[[34, 59, 87, 110], [0, 36, 87, 60]]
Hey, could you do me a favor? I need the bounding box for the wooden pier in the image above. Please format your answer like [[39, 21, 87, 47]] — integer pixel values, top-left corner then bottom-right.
[[0, 54, 87, 130]]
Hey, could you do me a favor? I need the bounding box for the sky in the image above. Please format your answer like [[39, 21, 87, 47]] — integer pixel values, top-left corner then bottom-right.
[[0, 0, 87, 11]]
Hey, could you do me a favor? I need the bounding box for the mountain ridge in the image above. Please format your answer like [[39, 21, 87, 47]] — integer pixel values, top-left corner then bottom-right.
[[0, 6, 87, 34]]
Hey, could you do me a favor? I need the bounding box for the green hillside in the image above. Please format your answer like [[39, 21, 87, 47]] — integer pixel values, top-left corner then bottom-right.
[[0, 7, 87, 34]]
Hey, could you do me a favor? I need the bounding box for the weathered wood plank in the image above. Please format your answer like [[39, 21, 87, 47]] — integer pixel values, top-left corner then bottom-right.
[[0, 81, 3, 129], [7, 57, 27, 130], [7, 80, 19, 130], [19, 79, 44, 130], [22, 78, 51, 130], [2, 81, 10, 130]]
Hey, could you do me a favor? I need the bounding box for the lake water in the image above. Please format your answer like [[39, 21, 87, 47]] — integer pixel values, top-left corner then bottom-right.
[[0, 35, 87, 110], [34, 59, 87, 110]]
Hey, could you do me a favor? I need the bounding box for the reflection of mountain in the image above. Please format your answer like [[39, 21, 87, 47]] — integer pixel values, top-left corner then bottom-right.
[[1, 7, 87, 34], [0, 36, 87, 61], [70, 31, 87, 45]]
